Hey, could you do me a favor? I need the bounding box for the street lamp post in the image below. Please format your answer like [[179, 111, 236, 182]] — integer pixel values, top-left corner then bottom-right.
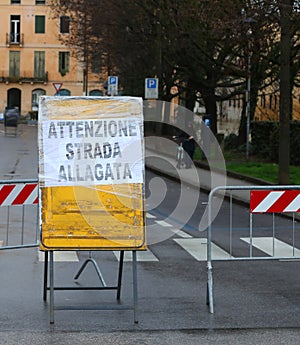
[[244, 16, 256, 160], [82, 61, 88, 96], [246, 28, 252, 160]]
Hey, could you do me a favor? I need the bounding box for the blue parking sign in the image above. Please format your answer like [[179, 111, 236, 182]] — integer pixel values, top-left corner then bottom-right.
[[108, 76, 118, 85], [147, 78, 157, 88], [145, 78, 158, 99]]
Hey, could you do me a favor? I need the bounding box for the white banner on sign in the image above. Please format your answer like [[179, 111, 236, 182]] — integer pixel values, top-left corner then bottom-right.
[[40, 117, 143, 187]]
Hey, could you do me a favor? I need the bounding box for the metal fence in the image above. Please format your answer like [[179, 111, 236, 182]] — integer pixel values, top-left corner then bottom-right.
[[0, 179, 39, 250], [207, 185, 300, 314]]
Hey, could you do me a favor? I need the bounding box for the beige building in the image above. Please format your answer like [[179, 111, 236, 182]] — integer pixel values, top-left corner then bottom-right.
[[0, 0, 104, 116]]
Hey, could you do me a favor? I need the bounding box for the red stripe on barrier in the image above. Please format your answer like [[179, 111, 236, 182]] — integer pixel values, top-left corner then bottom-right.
[[12, 184, 37, 205], [0, 184, 16, 206], [250, 190, 270, 212], [33, 196, 38, 204]]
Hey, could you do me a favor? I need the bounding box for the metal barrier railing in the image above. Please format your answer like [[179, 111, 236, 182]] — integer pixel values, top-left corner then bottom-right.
[[0, 179, 39, 250], [207, 185, 300, 314]]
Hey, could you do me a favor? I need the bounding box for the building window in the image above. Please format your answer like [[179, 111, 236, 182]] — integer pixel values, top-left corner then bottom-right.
[[10, 15, 20, 44], [9, 51, 20, 78], [59, 52, 70, 76], [60, 16, 70, 34], [269, 95, 273, 109], [32, 89, 46, 111], [11, 0, 21, 3], [35, 16, 45, 34], [35, 0, 46, 4], [57, 89, 71, 96], [89, 90, 103, 96], [34, 51, 45, 78], [261, 93, 266, 108]]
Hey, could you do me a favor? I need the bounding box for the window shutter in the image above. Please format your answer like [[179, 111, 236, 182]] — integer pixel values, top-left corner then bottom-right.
[[35, 16, 45, 34]]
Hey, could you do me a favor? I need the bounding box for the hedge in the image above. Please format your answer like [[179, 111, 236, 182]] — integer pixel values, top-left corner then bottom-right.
[[251, 121, 300, 165]]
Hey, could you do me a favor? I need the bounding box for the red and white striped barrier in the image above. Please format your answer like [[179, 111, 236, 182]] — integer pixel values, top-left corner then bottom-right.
[[250, 190, 300, 213], [0, 183, 38, 206]]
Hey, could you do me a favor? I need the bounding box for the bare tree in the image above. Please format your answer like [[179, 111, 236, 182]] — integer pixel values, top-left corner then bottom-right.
[[278, 0, 293, 184]]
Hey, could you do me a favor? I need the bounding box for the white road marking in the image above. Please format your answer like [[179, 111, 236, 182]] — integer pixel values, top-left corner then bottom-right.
[[241, 237, 300, 257], [113, 249, 159, 262], [155, 220, 193, 238], [169, 228, 192, 238], [38, 250, 79, 262], [146, 213, 156, 219], [174, 238, 234, 261], [155, 220, 173, 227]]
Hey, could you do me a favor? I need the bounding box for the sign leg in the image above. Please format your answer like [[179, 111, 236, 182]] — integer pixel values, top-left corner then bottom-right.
[[117, 251, 124, 300], [43, 251, 48, 302], [132, 250, 138, 323], [50, 251, 55, 324]]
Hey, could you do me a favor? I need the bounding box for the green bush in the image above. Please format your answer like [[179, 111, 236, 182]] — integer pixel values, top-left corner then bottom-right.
[[290, 121, 300, 165], [269, 124, 279, 163], [224, 133, 239, 150], [251, 121, 300, 165], [251, 121, 278, 157]]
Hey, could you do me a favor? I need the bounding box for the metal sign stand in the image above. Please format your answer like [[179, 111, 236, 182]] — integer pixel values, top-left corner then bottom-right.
[[42, 250, 138, 324]]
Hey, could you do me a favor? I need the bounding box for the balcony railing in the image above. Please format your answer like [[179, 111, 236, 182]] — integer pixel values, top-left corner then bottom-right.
[[0, 72, 48, 84], [6, 33, 24, 47]]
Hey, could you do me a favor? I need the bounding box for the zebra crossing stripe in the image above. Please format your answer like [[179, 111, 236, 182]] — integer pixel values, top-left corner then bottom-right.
[[174, 238, 234, 261], [169, 228, 192, 238], [241, 237, 300, 257], [113, 250, 159, 262], [34, 237, 300, 263], [38, 250, 79, 262], [146, 212, 156, 219], [146, 212, 192, 238], [155, 220, 173, 227]]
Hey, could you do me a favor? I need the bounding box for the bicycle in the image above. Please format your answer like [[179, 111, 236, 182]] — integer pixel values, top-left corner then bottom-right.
[[173, 136, 185, 169]]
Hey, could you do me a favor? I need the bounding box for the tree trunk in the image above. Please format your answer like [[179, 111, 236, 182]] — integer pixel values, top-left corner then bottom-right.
[[238, 100, 247, 146], [278, 0, 292, 184], [202, 89, 218, 135]]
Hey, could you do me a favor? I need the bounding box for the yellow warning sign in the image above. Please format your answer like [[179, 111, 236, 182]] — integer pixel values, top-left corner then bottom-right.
[[38, 97, 145, 250]]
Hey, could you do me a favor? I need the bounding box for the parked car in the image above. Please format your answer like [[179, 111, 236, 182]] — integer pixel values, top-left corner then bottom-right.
[[4, 107, 20, 135]]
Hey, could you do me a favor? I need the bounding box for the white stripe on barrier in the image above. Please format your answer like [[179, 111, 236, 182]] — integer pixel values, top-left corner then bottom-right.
[[24, 186, 39, 204], [252, 191, 284, 213], [1, 185, 22, 206], [284, 194, 300, 212]]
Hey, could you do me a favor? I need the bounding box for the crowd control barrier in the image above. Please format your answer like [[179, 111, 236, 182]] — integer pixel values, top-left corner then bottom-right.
[[207, 185, 300, 314], [0, 179, 39, 250]]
